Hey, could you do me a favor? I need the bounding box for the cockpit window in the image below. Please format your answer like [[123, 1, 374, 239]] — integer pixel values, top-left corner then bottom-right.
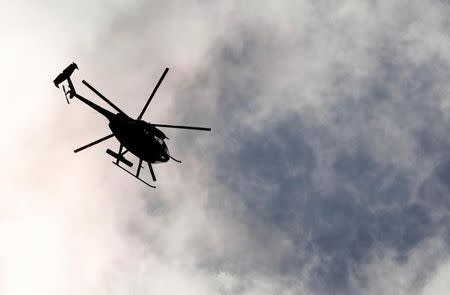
[[154, 136, 163, 144]]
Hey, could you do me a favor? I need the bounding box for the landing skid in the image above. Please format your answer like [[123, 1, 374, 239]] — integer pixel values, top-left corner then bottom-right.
[[108, 145, 156, 188], [112, 162, 156, 188]]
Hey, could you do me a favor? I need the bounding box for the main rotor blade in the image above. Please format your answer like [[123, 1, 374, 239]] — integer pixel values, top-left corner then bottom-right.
[[82, 80, 126, 115], [137, 68, 169, 121], [74, 134, 114, 153], [152, 124, 211, 131]]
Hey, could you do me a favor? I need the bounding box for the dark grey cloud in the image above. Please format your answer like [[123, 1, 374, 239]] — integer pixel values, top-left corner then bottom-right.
[[166, 13, 450, 293]]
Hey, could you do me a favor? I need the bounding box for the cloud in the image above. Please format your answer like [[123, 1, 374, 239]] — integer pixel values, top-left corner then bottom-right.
[[2, 0, 450, 294]]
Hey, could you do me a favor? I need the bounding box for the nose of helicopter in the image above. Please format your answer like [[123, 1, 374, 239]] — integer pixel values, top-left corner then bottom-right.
[[162, 145, 170, 161], [155, 144, 170, 163]]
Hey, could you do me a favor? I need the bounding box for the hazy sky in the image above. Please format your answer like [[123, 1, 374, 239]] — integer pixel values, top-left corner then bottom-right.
[[2, 1, 450, 294]]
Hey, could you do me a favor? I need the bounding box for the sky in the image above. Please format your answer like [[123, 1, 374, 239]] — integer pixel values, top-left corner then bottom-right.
[[1, 0, 450, 294]]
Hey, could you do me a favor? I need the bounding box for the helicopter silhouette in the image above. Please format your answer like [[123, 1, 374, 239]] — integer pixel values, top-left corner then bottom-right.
[[53, 62, 211, 188]]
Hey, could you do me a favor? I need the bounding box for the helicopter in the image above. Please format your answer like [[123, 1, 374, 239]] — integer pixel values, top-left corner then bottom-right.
[[53, 62, 211, 188]]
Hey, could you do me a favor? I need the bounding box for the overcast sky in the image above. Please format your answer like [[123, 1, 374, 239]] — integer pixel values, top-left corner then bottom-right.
[[2, 1, 450, 294]]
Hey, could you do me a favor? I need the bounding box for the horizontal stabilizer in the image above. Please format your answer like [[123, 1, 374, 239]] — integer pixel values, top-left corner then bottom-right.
[[106, 149, 133, 167], [53, 62, 78, 88]]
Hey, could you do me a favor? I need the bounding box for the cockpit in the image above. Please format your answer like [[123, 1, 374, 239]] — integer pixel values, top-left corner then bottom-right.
[[152, 137, 169, 163], [141, 121, 167, 139], [154, 135, 164, 145]]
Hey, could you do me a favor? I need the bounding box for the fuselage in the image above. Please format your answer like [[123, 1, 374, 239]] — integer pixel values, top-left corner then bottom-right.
[[109, 113, 170, 163], [72, 93, 170, 163]]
